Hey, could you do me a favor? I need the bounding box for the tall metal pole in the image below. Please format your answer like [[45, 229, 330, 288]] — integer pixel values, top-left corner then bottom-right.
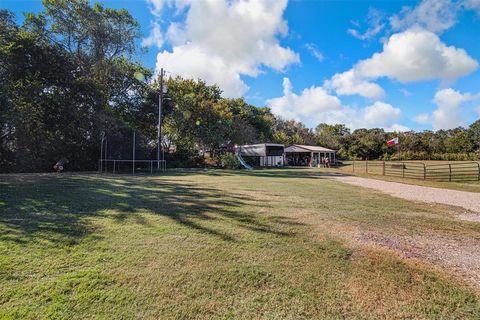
[[104, 137, 107, 172], [133, 130, 136, 175], [100, 135, 104, 172], [157, 68, 164, 169]]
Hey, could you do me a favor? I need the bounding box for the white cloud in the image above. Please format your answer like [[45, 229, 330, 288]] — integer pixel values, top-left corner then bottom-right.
[[413, 113, 431, 124], [267, 78, 404, 130], [413, 88, 480, 129], [156, 45, 249, 96], [327, 28, 478, 99], [153, 0, 299, 97], [305, 43, 324, 62], [147, 0, 166, 15], [399, 88, 412, 97], [347, 7, 386, 41], [267, 78, 343, 124], [141, 22, 164, 49], [386, 124, 411, 132], [324, 70, 384, 99], [355, 28, 478, 83], [362, 101, 402, 128], [165, 22, 187, 46], [146, 0, 190, 16], [432, 88, 472, 130], [390, 0, 459, 33], [464, 0, 480, 15]]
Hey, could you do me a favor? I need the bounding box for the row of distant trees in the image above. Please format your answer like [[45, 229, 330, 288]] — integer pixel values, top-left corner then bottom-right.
[[1, 1, 479, 173], [308, 123, 480, 161]]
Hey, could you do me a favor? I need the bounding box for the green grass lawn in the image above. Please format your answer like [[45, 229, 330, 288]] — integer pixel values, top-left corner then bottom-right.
[[1, 169, 480, 319]]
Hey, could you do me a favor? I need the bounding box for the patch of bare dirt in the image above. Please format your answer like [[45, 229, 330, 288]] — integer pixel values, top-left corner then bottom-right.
[[353, 230, 480, 290]]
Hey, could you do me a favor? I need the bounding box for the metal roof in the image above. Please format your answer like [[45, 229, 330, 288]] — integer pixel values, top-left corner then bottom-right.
[[284, 144, 336, 153], [239, 143, 284, 148], [238, 143, 284, 157]]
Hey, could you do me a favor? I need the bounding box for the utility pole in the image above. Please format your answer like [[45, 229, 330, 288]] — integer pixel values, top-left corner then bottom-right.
[[157, 68, 164, 169], [133, 130, 136, 175]]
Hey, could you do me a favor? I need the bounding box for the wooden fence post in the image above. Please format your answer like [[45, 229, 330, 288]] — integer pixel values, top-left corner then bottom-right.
[[402, 162, 405, 178], [423, 163, 426, 180], [366, 159, 368, 174], [449, 164, 452, 182], [382, 160, 385, 176]]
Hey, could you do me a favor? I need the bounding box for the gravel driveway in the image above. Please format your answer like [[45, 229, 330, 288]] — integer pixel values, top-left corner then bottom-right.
[[330, 175, 480, 289], [332, 176, 480, 214]]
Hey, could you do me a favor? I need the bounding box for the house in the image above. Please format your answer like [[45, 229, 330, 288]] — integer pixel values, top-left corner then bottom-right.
[[237, 143, 336, 167], [284, 144, 336, 166]]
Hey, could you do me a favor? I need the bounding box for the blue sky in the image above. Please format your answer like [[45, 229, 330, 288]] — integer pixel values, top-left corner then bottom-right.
[[2, 0, 480, 132]]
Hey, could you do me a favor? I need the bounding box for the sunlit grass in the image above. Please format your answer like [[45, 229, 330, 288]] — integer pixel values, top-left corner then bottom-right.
[[1, 170, 479, 319]]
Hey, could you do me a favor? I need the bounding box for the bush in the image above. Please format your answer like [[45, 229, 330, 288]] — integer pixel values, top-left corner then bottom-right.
[[219, 153, 240, 169], [165, 149, 203, 168]]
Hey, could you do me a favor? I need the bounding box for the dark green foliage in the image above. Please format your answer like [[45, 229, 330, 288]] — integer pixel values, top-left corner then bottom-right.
[[218, 153, 240, 169], [313, 124, 480, 161], [272, 119, 315, 145], [0, 3, 147, 172]]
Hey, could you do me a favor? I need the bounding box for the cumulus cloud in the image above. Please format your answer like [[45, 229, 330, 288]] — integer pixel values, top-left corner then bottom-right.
[[156, 45, 249, 95], [165, 22, 187, 46], [432, 88, 472, 130], [141, 22, 164, 48], [267, 78, 343, 124], [413, 113, 431, 124], [152, 0, 299, 97], [326, 28, 478, 99], [356, 28, 478, 82], [390, 0, 459, 33], [267, 78, 405, 130], [413, 88, 480, 129], [324, 70, 384, 99], [362, 101, 402, 127]]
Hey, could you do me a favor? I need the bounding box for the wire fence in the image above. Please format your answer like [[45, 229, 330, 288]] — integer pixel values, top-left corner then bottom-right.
[[339, 160, 480, 182], [99, 159, 166, 174], [97, 126, 168, 175]]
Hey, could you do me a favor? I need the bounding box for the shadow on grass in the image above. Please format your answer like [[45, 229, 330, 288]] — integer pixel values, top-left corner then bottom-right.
[[204, 168, 351, 179], [0, 171, 302, 246]]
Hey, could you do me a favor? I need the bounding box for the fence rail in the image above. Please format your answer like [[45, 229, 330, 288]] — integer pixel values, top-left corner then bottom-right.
[[98, 159, 167, 174], [340, 160, 480, 182]]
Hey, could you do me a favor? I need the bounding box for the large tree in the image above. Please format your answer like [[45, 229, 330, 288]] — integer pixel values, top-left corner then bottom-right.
[[0, 1, 146, 172], [272, 119, 315, 145]]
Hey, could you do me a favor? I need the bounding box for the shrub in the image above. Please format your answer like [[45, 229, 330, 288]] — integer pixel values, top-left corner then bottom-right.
[[219, 153, 240, 169]]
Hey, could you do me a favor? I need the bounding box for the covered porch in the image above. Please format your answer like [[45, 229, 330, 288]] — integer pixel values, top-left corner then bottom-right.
[[284, 145, 336, 167]]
